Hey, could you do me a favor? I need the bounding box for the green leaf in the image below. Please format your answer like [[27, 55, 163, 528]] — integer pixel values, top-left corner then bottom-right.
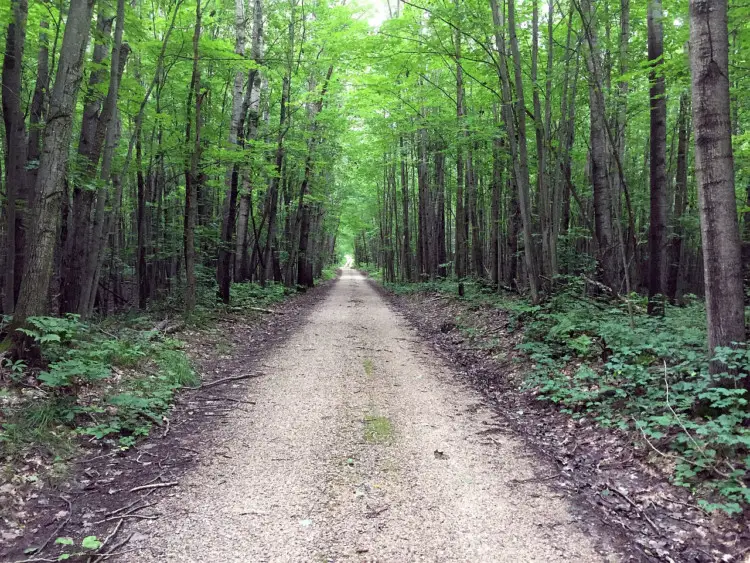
[[55, 537, 74, 546], [81, 536, 102, 550]]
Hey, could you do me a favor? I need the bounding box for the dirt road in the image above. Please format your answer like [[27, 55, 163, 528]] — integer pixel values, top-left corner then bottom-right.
[[121, 270, 616, 561]]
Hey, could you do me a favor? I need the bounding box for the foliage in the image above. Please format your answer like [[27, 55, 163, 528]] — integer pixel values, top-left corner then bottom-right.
[[392, 278, 750, 513], [1, 314, 195, 461]]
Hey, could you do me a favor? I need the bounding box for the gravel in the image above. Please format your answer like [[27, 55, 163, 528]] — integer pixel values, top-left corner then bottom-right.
[[119, 270, 618, 562]]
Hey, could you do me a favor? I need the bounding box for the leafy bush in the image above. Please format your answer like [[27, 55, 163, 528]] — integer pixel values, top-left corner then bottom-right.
[[230, 282, 289, 307], [511, 283, 750, 513], [1, 315, 196, 457]]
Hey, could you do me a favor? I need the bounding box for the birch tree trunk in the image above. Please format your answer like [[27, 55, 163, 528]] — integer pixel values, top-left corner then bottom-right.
[[217, 0, 248, 303]]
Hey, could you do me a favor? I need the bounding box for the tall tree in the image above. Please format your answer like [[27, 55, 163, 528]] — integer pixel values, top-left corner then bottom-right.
[[647, 0, 667, 314], [689, 0, 746, 367], [184, 0, 203, 312], [2, 0, 29, 313], [9, 0, 97, 349], [579, 0, 620, 292], [217, 0, 248, 304]]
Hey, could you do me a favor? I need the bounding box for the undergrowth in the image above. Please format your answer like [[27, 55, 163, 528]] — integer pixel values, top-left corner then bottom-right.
[[387, 277, 750, 514], [0, 280, 299, 482]]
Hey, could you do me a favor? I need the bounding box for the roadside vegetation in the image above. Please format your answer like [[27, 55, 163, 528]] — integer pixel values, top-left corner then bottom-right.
[[383, 276, 750, 515], [0, 279, 302, 490]]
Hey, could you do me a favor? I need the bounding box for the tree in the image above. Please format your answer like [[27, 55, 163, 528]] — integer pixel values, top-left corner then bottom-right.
[[688, 0, 746, 366], [1, 0, 29, 313], [647, 0, 667, 314], [9, 0, 97, 354]]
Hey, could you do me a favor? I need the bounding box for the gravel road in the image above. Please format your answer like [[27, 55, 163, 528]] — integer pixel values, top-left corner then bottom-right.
[[120, 270, 616, 562]]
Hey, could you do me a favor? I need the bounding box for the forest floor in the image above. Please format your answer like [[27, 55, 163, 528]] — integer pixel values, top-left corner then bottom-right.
[[4, 269, 746, 562]]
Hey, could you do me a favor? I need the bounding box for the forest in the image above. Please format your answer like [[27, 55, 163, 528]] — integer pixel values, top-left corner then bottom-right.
[[2, 0, 750, 540]]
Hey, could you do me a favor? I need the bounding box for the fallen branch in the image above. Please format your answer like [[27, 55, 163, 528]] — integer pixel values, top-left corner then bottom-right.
[[248, 306, 281, 314], [94, 504, 157, 525], [184, 372, 264, 391], [104, 494, 155, 518], [508, 472, 562, 485], [609, 486, 660, 534], [88, 518, 124, 563], [129, 481, 178, 493]]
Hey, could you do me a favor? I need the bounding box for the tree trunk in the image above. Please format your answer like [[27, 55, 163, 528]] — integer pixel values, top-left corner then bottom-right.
[[689, 0, 746, 367], [666, 93, 689, 302], [400, 135, 412, 281], [454, 13, 467, 284], [217, 0, 247, 303], [80, 0, 128, 315], [60, 12, 114, 314], [184, 0, 202, 312], [2, 0, 29, 313], [26, 19, 49, 194], [647, 0, 668, 314], [507, 0, 541, 302], [10, 0, 96, 353], [580, 0, 619, 292]]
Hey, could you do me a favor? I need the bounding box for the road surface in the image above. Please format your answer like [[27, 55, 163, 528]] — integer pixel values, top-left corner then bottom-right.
[[121, 270, 614, 562]]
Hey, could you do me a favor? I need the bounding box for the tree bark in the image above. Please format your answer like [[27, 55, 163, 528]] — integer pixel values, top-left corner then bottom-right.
[[2, 0, 29, 313], [217, 0, 248, 303], [647, 0, 668, 314], [60, 12, 114, 314], [184, 0, 203, 312], [689, 0, 746, 366], [666, 93, 689, 302], [399, 135, 412, 281], [507, 0, 541, 302], [580, 0, 620, 291], [10, 0, 96, 353], [454, 10, 467, 285]]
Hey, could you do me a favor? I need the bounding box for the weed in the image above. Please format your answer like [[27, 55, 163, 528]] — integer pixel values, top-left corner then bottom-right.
[[363, 358, 374, 376], [364, 415, 393, 443]]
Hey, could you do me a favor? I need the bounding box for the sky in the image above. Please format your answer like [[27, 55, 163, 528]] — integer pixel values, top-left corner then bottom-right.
[[358, 0, 391, 28]]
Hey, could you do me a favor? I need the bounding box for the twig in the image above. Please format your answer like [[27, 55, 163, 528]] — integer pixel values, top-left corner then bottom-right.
[[248, 307, 281, 314], [27, 496, 72, 557], [609, 486, 660, 534], [91, 533, 134, 563], [105, 498, 140, 518], [508, 472, 562, 485], [91, 518, 124, 561], [104, 493, 155, 518], [161, 416, 170, 438], [184, 372, 264, 390], [95, 514, 159, 524], [95, 503, 157, 525], [128, 481, 178, 493]]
